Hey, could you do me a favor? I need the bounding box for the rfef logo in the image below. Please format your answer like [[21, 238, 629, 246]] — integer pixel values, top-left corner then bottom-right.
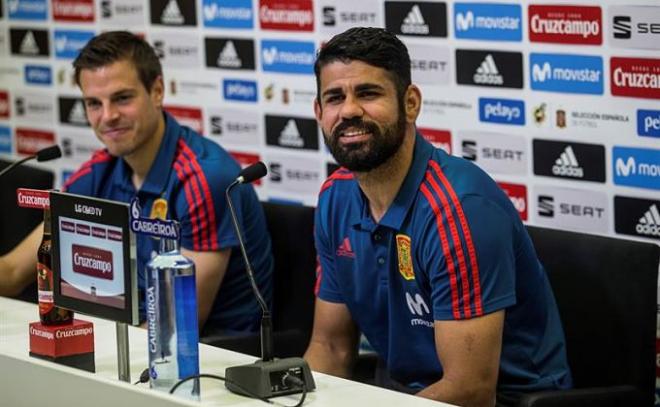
[[203, 0, 253, 29], [611, 57, 660, 100], [54, 30, 95, 60], [528, 5, 601, 45], [478, 98, 525, 125], [8, 0, 47, 20], [223, 79, 258, 103], [637, 110, 660, 138], [205, 37, 255, 70], [497, 182, 527, 220], [614, 196, 660, 241], [454, 2, 522, 42], [24, 65, 51, 85], [456, 49, 523, 89], [265, 115, 318, 150], [261, 40, 315, 75], [52, 0, 95, 22], [150, 0, 196, 26], [418, 128, 451, 154], [613, 147, 660, 191], [385, 1, 447, 37], [10, 28, 49, 57], [15, 128, 55, 155], [259, 0, 313, 31], [533, 139, 606, 183], [610, 6, 660, 50], [164, 106, 203, 134], [530, 53, 603, 95]]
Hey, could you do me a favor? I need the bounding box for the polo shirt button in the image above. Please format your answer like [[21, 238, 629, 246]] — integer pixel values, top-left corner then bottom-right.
[[374, 234, 381, 241], [377, 257, 385, 265]]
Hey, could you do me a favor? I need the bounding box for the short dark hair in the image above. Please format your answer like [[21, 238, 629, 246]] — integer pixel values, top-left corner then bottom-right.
[[314, 27, 411, 103], [73, 31, 162, 91]]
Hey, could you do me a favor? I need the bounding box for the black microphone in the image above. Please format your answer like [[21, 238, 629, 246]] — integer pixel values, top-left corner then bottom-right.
[[224, 161, 315, 399], [0, 145, 62, 179]]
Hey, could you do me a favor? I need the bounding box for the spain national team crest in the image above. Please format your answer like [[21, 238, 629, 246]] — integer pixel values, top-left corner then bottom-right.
[[396, 234, 414, 280], [150, 198, 168, 220]]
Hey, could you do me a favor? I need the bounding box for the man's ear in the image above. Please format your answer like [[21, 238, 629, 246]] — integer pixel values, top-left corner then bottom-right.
[[314, 97, 322, 123], [404, 84, 422, 124], [151, 76, 165, 108]]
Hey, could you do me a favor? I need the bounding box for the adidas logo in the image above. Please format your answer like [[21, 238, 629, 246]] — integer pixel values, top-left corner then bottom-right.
[[552, 146, 584, 178], [20, 31, 40, 55], [161, 0, 184, 25], [636, 204, 660, 237], [401, 5, 429, 35], [217, 41, 242, 68], [473, 54, 503, 85], [279, 120, 304, 147], [68, 101, 88, 125], [336, 237, 355, 258]]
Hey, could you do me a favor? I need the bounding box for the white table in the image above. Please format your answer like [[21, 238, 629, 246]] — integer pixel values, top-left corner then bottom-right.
[[0, 297, 451, 407]]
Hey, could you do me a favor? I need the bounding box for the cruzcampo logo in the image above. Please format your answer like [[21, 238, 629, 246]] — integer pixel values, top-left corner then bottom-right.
[[396, 234, 414, 280]]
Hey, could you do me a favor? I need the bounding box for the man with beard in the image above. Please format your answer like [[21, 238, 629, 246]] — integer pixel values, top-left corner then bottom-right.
[[0, 31, 273, 335], [304, 27, 572, 407]]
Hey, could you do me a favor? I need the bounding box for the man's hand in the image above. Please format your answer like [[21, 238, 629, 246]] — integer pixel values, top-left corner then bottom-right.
[[0, 223, 42, 297]]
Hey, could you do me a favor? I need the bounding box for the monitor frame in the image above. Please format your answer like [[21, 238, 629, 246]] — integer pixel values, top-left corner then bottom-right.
[[51, 191, 138, 325]]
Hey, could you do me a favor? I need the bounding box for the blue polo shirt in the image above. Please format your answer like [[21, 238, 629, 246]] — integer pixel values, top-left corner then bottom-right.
[[315, 133, 572, 393], [64, 112, 273, 332]]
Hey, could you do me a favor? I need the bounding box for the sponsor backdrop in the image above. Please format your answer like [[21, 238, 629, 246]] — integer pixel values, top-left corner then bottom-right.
[[0, 0, 659, 397]]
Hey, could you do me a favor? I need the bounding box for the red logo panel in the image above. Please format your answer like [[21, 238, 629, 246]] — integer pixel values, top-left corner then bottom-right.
[[497, 182, 528, 221], [611, 57, 660, 99], [164, 105, 203, 134], [72, 244, 114, 280], [529, 5, 602, 45], [52, 0, 95, 22], [0, 91, 9, 119], [230, 151, 262, 185], [15, 128, 55, 156], [418, 128, 451, 155], [259, 0, 314, 31]]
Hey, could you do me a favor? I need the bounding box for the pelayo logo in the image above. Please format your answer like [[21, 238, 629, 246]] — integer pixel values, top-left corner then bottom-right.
[[478, 98, 525, 125], [637, 109, 660, 138]]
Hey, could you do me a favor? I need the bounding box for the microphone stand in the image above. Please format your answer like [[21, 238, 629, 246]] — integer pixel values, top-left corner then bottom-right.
[[223, 177, 315, 399], [0, 155, 38, 178]]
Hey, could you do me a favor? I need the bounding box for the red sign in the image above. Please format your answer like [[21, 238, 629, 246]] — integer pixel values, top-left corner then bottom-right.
[[29, 319, 94, 357], [230, 151, 262, 185], [16, 188, 50, 209], [418, 128, 451, 155], [259, 0, 314, 31], [72, 244, 113, 280], [15, 128, 55, 156], [497, 182, 528, 221], [611, 57, 660, 99], [164, 105, 203, 134], [0, 91, 9, 119], [528, 5, 602, 45], [52, 0, 95, 22]]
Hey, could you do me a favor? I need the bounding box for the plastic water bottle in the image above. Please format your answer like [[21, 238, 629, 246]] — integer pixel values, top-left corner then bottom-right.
[[146, 235, 200, 400]]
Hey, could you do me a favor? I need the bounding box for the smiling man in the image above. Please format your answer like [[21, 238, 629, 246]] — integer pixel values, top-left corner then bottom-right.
[[304, 27, 572, 407], [0, 31, 273, 335]]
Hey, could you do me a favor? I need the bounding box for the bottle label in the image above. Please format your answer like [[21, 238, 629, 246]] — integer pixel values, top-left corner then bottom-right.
[[37, 262, 54, 315]]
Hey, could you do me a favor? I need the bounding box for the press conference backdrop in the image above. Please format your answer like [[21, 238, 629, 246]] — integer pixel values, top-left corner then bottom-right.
[[0, 0, 658, 398]]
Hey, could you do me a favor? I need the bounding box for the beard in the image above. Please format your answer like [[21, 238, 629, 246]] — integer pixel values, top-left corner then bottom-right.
[[323, 105, 407, 172]]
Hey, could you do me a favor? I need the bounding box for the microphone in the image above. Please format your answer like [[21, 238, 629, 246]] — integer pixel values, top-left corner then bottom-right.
[[224, 161, 315, 399], [0, 145, 62, 179]]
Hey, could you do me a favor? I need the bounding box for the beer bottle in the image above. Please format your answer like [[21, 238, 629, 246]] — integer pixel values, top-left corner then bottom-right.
[[37, 208, 73, 325]]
